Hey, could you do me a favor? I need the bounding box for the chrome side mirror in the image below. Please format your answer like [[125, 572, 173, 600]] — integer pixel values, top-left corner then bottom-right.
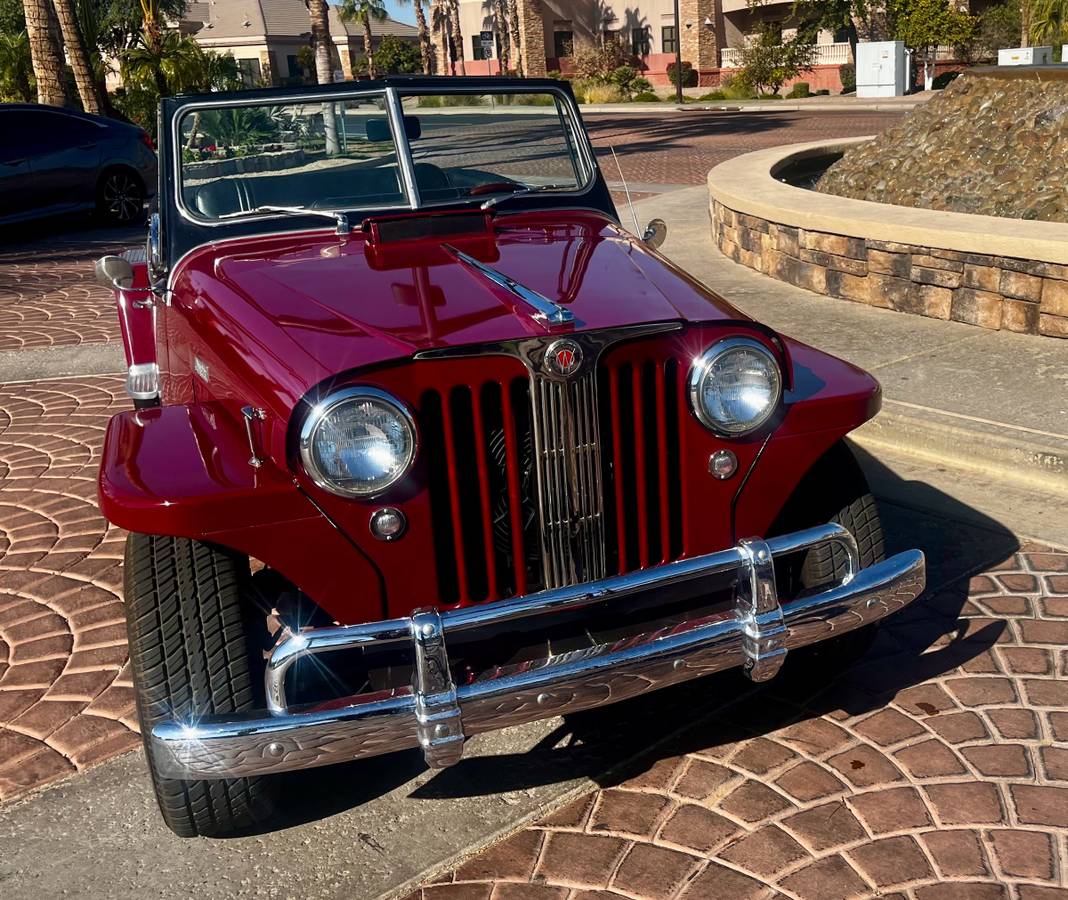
[[95, 255, 134, 290], [642, 218, 667, 250]]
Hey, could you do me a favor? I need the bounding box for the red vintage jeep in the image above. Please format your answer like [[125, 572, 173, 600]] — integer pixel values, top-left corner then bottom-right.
[[95, 77, 925, 838]]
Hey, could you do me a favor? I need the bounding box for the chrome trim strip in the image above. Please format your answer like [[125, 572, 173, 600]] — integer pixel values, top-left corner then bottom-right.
[[442, 244, 576, 327], [385, 86, 420, 211], [153, 525, 919, 778], [154, 550, 924, 778]]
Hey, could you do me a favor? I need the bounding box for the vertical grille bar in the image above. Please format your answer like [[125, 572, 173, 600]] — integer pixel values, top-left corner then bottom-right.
[[439, 391, 471, 602], [655, 362, 671, 565], [632, 364, 651, 569], [500, 381, 529, 596], [608, 366, 628, 575], [470, 390, 500, 601]]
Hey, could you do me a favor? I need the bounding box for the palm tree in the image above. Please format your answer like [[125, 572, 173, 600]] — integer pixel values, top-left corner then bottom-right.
[[131, 0, 169, 96], [304, 0, 340, 153], [0, 32, 34, 101], [51, 0, 101, 113], [448, 0, 465, 75], [431, 0, 452, 74], [398, 0, 433, 73], [22, 0, 70, 106], [507, 0, 522, 75], [1029, 0, 1068, 45], [492, 0, 509, 72], [340, 0, 387, 78]]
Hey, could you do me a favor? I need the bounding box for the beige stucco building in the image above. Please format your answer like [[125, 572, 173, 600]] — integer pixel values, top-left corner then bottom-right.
[[435, 0, 851, 88], [183, 0, 419, 86]]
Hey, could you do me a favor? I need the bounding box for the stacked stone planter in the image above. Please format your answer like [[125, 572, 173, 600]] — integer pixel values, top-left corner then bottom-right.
[[708, 136, 1068, 340], [711, 201, 1068, 337]]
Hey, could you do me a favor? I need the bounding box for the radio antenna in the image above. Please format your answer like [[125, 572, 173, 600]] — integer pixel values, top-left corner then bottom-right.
[[610, 145, 642, 237]]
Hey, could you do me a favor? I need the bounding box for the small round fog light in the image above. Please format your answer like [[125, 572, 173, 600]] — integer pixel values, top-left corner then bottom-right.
[[709, 449, 738, 480], [369, 507, 406, 541]]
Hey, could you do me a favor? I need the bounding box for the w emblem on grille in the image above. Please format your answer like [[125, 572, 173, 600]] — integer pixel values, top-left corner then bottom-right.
[[544, 339, 584, 378]]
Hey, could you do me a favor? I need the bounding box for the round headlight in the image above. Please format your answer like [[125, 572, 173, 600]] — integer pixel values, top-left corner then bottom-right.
[[299, 388, 416, 498], [688, 337, 782, 435]]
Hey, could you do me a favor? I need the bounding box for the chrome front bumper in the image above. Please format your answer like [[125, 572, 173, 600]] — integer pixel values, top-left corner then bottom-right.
[[151, 524, 925, 779]]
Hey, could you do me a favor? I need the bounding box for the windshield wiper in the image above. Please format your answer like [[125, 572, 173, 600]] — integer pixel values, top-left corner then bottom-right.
[[218, 205, 350, 234], [480, 184, 570, 210]]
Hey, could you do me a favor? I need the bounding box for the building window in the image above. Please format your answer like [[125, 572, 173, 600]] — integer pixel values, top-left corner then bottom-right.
[[287, 54, 302, 77], [237, 57, 261, 87], [553, 30, 573, 59], [632, 26, 650, 57], [661, 25, 677, 54], [472, 31, 495, 60]]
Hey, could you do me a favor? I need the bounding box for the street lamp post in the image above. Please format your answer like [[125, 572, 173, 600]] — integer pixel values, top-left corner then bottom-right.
[[673, 0, 683, 104]]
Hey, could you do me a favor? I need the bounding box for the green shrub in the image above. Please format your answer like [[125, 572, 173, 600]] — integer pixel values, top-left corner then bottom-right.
[[932, 70, 960, 89], [418, 95, 442, 107], [785, 81, 810, 98], [698, 90, 728, 101], [667, 61, 698, 87], [839, 63, 856, 93], [814, 88, 830, 95], [581, 82, 623, 103], [631, 90, 660, 102], [720, 75, 757, 100], [758, 92, 783, 99], [442, 94, 487, 106], [509, 93, 555, 105]]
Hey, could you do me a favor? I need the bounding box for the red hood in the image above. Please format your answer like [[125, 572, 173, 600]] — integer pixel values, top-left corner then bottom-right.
[[173, 210, 749, 409]]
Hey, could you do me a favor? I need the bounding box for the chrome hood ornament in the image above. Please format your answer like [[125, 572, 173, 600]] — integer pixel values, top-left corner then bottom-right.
[[442, 244, 576, 328]]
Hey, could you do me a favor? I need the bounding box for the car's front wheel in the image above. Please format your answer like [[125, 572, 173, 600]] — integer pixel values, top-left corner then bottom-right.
[[770, 439, 887, 669], [125, 533, 277, 837], [96, 168, 145, 225]]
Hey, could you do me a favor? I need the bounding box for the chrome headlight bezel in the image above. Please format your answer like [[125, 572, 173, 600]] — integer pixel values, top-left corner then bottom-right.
[[298, 386, 417, 499], [688, 336, 783, 436]]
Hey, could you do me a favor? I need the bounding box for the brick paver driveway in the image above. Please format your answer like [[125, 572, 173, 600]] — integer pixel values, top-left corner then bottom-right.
[[406, 545, 1068, 899]]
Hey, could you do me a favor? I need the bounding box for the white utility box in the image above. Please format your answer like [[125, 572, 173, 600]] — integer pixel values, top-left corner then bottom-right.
[[856, 41, 908, 97], [998, 46, 1052, 65]]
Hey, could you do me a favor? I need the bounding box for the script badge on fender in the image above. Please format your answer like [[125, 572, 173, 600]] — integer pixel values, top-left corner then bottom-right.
[[543, 339, 583, 378]]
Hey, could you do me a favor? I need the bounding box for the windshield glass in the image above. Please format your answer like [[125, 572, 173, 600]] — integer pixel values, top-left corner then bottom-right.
[[176, 89, 591, 222]]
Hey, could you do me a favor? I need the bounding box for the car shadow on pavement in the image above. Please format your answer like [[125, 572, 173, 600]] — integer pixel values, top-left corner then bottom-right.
[[263, 450, 1018, 826], [406, 448, 1018, 802]]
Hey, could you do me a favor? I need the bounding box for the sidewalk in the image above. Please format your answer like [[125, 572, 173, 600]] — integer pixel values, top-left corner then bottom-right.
[[580, 93, 934, 115], [629, 186, 1068, 549]]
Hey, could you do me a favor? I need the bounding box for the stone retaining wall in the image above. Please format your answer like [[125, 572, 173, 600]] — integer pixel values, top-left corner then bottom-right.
[[711, 200, 1068, 338]]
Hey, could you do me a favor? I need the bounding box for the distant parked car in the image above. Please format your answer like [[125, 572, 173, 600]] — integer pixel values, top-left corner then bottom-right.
[[0, 104, 157, 227]]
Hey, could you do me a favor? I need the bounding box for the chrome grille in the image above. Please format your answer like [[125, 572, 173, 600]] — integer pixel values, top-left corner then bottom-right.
[[530, 372, 607, 589]]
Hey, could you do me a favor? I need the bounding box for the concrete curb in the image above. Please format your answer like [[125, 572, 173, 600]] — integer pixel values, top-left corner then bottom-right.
[[853, 399, 1068, 497], [578, 100, 922, 114], [0, 343, 125, 385]]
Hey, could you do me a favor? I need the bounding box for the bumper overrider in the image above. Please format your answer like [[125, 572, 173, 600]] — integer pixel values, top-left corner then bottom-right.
[[151, 524, 925, 779]]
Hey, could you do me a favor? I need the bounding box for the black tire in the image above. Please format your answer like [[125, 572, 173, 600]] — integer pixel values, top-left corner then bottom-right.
[[125, 533, 277, 837], [96, 167, 145, 226], [770, 440, 886, 668]]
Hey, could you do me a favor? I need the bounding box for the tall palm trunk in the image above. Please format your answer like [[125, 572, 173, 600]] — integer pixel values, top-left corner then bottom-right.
[[414, 0, 433, 73], [362, 18, 375, 77], [23, 0, 70, 106], [51, 0, 100, 113], [507, 0, 522, 76], [492, 0, 509, 73], [448, 0, 465, 75], [307, 0, 340, 153]]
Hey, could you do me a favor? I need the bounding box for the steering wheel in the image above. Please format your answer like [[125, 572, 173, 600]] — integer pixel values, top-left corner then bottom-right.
[[469, 181, 522, 197]]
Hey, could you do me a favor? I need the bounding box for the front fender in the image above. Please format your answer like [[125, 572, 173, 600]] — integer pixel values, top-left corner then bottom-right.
[[97, 402, 386, 622], [733, 337, 881, 540]]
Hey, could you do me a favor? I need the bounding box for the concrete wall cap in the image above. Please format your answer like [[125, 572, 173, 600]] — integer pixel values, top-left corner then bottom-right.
[[707, 138, 1068, 265]]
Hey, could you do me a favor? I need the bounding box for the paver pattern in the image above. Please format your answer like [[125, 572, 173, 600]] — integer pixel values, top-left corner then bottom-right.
[[585, 110, 902, 186], [0, 238, 131, 351], [0, 376, 136, 802], [405, 545, 1068, 899]]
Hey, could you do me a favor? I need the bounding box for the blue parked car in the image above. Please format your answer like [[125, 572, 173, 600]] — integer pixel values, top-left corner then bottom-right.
[[0, 104, 157, 227]]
